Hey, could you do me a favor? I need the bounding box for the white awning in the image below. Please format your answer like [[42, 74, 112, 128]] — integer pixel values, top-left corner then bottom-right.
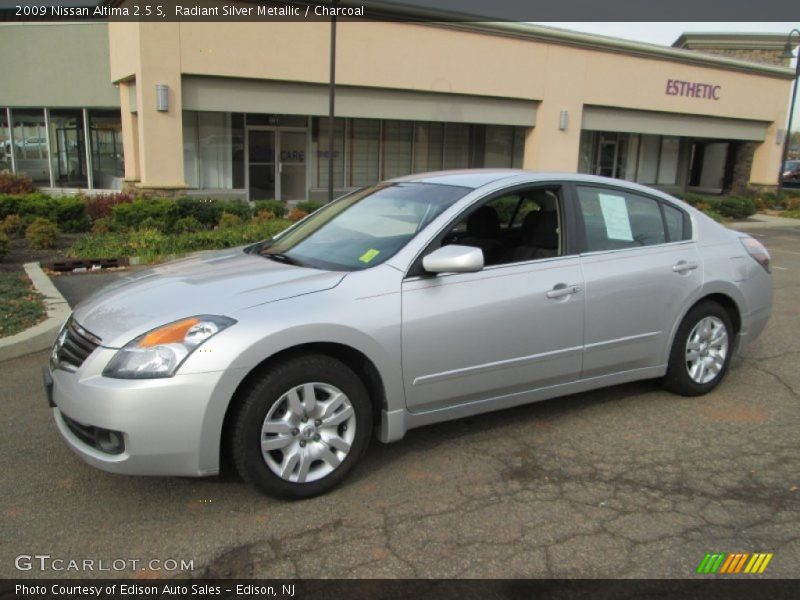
[[582, 106, 768, 141], [182, 76, 538, 127]]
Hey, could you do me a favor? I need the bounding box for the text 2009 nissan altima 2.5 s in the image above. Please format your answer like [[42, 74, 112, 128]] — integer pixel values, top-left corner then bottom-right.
[[43, 170, 773, 498]]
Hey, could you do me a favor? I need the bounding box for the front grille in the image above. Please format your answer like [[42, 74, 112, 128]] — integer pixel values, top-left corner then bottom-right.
[[56, 318, 101, 370]]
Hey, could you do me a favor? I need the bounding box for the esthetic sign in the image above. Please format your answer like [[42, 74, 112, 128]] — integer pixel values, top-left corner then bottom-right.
[[666, 79, 721, 100]]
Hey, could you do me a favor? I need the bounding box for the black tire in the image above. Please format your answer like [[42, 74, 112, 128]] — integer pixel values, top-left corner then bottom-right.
[[662, 300, 734, 397], [231, 354, 372, 499]]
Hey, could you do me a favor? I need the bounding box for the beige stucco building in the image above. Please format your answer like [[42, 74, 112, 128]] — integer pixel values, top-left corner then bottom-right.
[[0, 16, 795, 201]]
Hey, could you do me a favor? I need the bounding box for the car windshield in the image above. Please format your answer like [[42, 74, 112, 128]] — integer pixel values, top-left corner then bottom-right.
[[257, 182, 470, 271]]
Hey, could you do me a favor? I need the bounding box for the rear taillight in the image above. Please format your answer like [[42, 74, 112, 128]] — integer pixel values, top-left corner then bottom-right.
[[740, 236, 771, 273]]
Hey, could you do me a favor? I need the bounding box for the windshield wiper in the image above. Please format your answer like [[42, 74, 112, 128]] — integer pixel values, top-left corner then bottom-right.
[[263, 252, 304, 267]]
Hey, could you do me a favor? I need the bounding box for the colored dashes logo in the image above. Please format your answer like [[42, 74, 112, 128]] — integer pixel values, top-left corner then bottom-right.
[[697, 552, 773, 574]]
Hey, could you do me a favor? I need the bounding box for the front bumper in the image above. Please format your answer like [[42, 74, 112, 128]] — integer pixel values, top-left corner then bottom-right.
[[46, 350, 230, 477]]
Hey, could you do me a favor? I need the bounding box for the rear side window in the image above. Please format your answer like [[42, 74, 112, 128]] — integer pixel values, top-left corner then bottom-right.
[[662, 202, 689, 242], [577, 186, 671, 251]]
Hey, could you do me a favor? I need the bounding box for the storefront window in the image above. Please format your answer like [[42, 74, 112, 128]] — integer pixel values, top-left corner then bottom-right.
[[483, 125, 514, 168], [183, 111, 244, 189], [413, 122, 444, 173], [381, 120, 413, 179], [657, 137, 680, 185], [314, 117, 345, 189], [349, 118, 380, 187], [89, 110, 124, 189], [637, 135, 660, 184], [48, 109, 87, 188], [512, 128, 525, 168], [13, 109, 50, 185], [581, 131, 688, 187], [443, 123, 470, 170], [0, 109, 10, 171]]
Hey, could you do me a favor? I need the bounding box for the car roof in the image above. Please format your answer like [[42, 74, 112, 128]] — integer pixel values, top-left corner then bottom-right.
[[387, 169, 678, 197]]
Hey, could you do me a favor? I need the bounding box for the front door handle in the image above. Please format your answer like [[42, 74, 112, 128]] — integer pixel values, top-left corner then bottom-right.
[[672, 260, 699, 273], [546, 283, 582, 299]]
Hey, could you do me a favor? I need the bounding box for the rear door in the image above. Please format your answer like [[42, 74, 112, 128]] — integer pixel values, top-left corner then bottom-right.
[[574, 184, 701, 378]]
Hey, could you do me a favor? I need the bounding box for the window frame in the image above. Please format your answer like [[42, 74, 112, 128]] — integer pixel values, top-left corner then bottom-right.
[[405, 181, 581, 279], [569, 182, 693, 256]]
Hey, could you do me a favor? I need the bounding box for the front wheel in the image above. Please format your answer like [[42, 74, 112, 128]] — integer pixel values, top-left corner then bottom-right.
[[662, 301, 734, 396], [231, 354, 372, 499]]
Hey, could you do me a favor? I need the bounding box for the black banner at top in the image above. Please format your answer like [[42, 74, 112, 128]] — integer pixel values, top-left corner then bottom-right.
[[0, 0, 799, 22]]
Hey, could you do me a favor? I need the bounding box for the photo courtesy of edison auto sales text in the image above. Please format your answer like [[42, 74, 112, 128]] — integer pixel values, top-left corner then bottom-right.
[[15, 584, 296, 597]]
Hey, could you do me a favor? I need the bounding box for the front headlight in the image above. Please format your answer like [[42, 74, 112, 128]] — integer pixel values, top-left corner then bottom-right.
[[103, 315, 236, 379]]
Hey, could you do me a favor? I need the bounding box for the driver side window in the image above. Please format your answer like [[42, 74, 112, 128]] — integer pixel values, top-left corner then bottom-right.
[[441, 187, 563, 267]]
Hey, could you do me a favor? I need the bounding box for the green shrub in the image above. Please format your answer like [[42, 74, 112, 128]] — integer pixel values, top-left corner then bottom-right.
[[216, 200, 252, 222], [53, 196, 90, 232], [783, 208, 800, 219], [253, 199, 286, 218], [68, 219, 293, 262], [295, 200, 324, 214], [172, 215, 203, 233], [0, 193, 89, 232], [175, 197, 221, 228], [25, 217, 58, 249], [112, 198, 178, 231], [91, 217, 114, 234], [174, 197, 252, 228], [0, 214, 25, 236], [218, 212, 243, 229], [717, 196, 756, 219], [138, 216, 166, 231], [0, 231, 9, 260], [126, 228, 167, 255], [0, 193, 50, 220], [0, 170, 35, 194]]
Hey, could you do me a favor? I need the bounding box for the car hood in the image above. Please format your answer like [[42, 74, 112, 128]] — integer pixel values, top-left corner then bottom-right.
[[71, 247, 347, 348]]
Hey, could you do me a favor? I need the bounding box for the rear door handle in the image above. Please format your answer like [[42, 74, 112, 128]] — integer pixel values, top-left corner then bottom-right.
[[546, 283, 582, 299], [672, 260, 699, 273]]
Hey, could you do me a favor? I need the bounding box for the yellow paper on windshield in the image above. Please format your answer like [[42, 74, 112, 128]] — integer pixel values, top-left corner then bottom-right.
[[359, 248, 381, 263]]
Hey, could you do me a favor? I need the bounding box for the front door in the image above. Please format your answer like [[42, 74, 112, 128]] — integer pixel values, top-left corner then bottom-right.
[[247, 128, 307, 201], [401, 186, 585, 412]]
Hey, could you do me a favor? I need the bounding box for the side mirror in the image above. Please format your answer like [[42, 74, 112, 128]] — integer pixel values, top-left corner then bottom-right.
[[422, 245, 484, 274]]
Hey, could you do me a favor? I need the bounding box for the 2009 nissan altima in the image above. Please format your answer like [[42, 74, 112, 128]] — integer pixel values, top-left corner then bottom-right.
[[44, 170, 773, 498]]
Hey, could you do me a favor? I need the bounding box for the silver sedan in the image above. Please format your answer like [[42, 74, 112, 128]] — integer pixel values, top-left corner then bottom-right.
[[44, 170, 773, 498]]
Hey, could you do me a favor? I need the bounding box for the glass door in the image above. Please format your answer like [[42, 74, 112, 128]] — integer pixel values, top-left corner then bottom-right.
[[278, 131, 306, 201], [248, 129, 276, 200]]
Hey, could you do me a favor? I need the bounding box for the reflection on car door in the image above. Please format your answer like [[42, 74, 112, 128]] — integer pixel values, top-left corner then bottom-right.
[[575, 185, 702, 378], [401, 256, 585, 413]]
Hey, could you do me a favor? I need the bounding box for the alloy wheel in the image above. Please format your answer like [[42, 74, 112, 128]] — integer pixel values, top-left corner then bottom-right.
[[685, 316, 729, 385], [260, 382, 356, 483]]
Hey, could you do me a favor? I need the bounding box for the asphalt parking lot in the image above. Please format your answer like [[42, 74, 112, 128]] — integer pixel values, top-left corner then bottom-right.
[[1, 225, 799, 580]]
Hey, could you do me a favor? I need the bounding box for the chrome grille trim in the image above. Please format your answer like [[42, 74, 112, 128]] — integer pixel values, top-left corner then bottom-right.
[[54, 318, 102, 370]]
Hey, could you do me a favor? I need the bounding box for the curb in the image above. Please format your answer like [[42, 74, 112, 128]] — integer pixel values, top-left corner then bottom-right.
[[728, 215, 800, 230], [0, 262, 71, 362]]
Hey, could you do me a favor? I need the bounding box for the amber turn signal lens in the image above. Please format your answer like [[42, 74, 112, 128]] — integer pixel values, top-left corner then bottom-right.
[[138, 318, 200, 348]]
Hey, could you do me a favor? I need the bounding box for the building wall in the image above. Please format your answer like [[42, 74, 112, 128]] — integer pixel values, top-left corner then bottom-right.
[[103, 19, 793, 192], [0, 23, 119, 108]]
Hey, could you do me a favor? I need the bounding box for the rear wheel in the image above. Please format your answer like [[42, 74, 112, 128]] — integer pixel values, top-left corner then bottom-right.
[[231, 354, 372, 498], [662, 301, 733, 396]]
